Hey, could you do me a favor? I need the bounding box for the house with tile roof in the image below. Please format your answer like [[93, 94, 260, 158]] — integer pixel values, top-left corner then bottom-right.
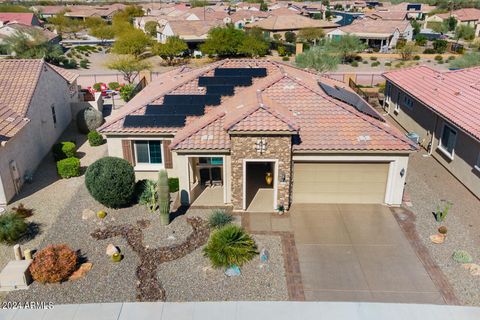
[[99, 59, 415, 211], [327, 18, 413, 51], [383, 66, 480, 198], [0, 60, 79, 206], [157, 20, 224, 44], [0, 13, 41, 27], [426, 8, 480, 37]]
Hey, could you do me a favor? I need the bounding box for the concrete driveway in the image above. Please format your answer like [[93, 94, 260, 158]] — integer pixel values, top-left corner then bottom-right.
[[291, 204, 443, 304]]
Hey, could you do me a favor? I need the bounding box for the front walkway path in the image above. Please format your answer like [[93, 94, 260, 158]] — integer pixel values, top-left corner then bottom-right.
[[2, 301, 480, 320]]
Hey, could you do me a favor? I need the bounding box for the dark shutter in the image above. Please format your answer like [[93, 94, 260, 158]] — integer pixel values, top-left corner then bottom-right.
[[122, 140, 135, 166], [163, 140, 173, 169]]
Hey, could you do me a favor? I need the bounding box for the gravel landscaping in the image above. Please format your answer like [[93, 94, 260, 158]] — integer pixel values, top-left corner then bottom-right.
[[405, 149, 480, 306], [5, 181, 287, 303]]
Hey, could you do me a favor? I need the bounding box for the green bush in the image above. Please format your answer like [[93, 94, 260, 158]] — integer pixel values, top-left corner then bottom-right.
[[93, 83, 103, 91], [351, 61, 359, 67], [52, 142, 76, 161], [0, 213, 27, 244], [282, 56, 289, 61], [369, 56, 377, 61], [85, 157, 135, 208], [119, 84, 136, 102], [434, 55, 443, 61], [108, 82, 120, 90], [87, 131, 104, 146], [139, 179, 158, 212], [423, 48, 436, 54], [452, 250, 473, 263], [203, 225, 258, 268], [385, 62, 392, 66], [77, 107, 104, 134], [362, 60, 368, 64], [168, 177, 179, 193], [413, 55, 421, 60], [56, 157, 80, 179], [79, 59, 89, 69], [371, 61, 380, 67], [208, 209, 234, 229]]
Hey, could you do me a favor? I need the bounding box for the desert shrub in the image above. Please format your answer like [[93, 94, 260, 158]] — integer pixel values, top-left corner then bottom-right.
[[438, 60, 444, 64], [452, 250, 473, 263], [85, 157, 135, 208], [447, 56, 456, 61], [12, 203, 33, 218], [108, 82, 120, 90], [77, 107, 104, 134], [369, 56, 377, 61], [119, 84, 136, 102], [385, 62, 392, 66], [79, 59, 89, 69], [351, 61, 358, 67], [93, 83, 102, 91], [354, 55, 362, 61], [371, 61, 380, 67], [87, 130, 104, 146], [434, 55, 443, 61], [413, 55, 421, 60], [208, 209, 234, 229], [282, 56, 289, 61], [56, 157, 80, 179], [138, 179, 158, 212], [29, 245, 77, 283], [203, 225, 258, 268], [423, 48, 436, 54], [168, 177, 179, 193], [0, 213, 27, 244], [52, 142, 76, 161]]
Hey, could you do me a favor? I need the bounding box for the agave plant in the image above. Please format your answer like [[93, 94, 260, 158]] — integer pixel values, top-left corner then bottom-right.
[[208, 209, 233, 229], [203, 225, 258, 268]]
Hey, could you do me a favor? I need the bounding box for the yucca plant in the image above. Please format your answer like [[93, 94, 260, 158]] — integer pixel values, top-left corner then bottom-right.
[[203, 225, 258, 268], [158, 169, 170, 225], [139, 180, 158, 212], [0, 213, 28, 244]]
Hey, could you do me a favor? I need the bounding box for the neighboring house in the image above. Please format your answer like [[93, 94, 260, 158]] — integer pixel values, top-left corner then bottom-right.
[[229, 10, 269, 29], [0, 13, 42, 27], [99, 59, 415, 212], [0, 23, 60, 45], [0, 59, 79, 206], [366, 10, 409, 21], [31, 5, 66, 19], [328, 1, 367, 12], [245, 15, 338, 40], [157, 20, 224, 44], [427, 8, 480, 37], [383, 66, 480, 198], [327, 19, 413, 51]]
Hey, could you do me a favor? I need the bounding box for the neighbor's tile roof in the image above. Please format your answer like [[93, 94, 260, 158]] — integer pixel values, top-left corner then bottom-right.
[[383, 66, 480, 141], [164, 20, 224, 37], [245, 14, 338, 31], [0, 13, 36, 26], [336, 19, 410, 37], [437, 8, 480, 22], [100, 59, 415, 153], [0, 59, 76, 142]]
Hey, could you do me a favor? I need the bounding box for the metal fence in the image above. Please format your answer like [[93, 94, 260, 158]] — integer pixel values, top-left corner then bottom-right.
[[324, 73, 385, 87]]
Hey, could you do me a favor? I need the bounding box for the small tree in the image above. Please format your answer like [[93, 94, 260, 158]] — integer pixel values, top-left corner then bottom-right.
[[152, 36, 188, 65], [238, 28, 269, 57], [298, 27, 325, 45], [106, 55, 151, 84], [455, 25, 475, 42], [200, 26, 246, 57], [90, 25, 115, 44], [84, 16, 106, 29], [145, 21, 159, 37], [398, 41, 419, 61], [444, 16, 457, 32], [433, 39, 448, 53], [415, 35, 427, 46], [284, 31, 296, 43], [260, 2, 268, 11], [324, 35, 366, 63], [295, 46, 340, 72], [112, 28, 151, 58]]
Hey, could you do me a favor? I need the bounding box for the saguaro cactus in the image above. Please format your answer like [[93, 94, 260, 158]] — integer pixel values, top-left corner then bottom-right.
[[158, 169, 170, 225]]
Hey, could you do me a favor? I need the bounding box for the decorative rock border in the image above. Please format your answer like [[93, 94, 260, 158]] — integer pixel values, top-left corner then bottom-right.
[[91, 217, 210, 301]]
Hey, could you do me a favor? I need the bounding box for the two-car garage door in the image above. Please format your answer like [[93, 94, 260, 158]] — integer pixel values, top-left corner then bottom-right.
[[292, 162, 389, 204]]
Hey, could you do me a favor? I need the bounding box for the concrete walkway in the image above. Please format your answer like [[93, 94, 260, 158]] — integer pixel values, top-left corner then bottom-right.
[[291, 204, 442, 304], [1, 302, 480, 320]]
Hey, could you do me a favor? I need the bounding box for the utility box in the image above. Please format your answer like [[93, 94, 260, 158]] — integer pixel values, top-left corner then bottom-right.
[[0, 260, 32, 291]]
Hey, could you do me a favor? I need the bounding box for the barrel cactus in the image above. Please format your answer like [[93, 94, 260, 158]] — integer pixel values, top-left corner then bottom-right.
[[77, 107, 104, 134], [158, 169, 170, 225]]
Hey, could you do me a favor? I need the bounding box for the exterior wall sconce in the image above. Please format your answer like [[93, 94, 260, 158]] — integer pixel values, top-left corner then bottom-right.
[[280, 172, 286, 183], [400, 168, 405, 178]]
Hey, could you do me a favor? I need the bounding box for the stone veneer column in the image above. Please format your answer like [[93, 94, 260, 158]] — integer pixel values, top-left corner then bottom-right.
[[230, 135, 292, 211]]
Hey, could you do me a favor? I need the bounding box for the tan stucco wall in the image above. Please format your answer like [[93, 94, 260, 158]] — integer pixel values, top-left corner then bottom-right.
[[386, 81, 480, 198], [0, 66, 73, 205]]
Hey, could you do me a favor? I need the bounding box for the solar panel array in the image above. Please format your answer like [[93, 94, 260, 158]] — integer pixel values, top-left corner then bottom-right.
[[124, 67, 267, 129], [319, 82, 384, 122]]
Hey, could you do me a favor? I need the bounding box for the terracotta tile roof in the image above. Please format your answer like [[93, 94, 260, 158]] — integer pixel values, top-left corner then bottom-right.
[[0, 59, 43, 142], [101, 59, 414, 153], [245, 14, 338, 31], [0, 13, 37, 26], [383, 66, 480, 141], [436, 8, 480, 22], [367, 11, 408, 21], [0, 23, 59, 42], [163, 20, 224, 37], [336, 19, 410, 37], [48, 63, 78, 84]]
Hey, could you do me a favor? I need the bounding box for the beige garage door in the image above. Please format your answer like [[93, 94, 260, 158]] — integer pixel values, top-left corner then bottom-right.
[[293, 162, 389, 204]]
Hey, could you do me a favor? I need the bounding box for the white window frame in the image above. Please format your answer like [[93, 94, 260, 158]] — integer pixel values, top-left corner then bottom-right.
[[403, 94, 414, 110], [133, 139, 165, 170], [394, 91, 401, 113], [437, 124, 457, 160]]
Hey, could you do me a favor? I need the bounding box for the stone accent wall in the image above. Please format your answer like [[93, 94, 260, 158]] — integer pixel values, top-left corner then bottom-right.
[[230, 135, 292, 211]]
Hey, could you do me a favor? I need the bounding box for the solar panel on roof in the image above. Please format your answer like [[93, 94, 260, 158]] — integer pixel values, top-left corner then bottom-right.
[[214, 68, 267, 77], [205, 94, 221, 105], [319, 82, 385, 122], [198, 76, 253, 87], [206, 85, 234, 96], [163, 95, 205, 105], [145, 104, 205, 116], [124, 115, 186, 128]]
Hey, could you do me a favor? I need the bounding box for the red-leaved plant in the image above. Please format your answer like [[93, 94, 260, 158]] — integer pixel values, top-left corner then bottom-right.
[[29, 244, 78, 283]]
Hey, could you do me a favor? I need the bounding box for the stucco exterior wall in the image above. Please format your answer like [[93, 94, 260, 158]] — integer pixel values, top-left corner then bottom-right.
[[386, 81, 480, 198], [0, 66, 73, 205], [230, 135, 292, 211]]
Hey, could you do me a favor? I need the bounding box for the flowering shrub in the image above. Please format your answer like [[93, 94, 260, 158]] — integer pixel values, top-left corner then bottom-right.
[[30, 245, 78, 283]]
